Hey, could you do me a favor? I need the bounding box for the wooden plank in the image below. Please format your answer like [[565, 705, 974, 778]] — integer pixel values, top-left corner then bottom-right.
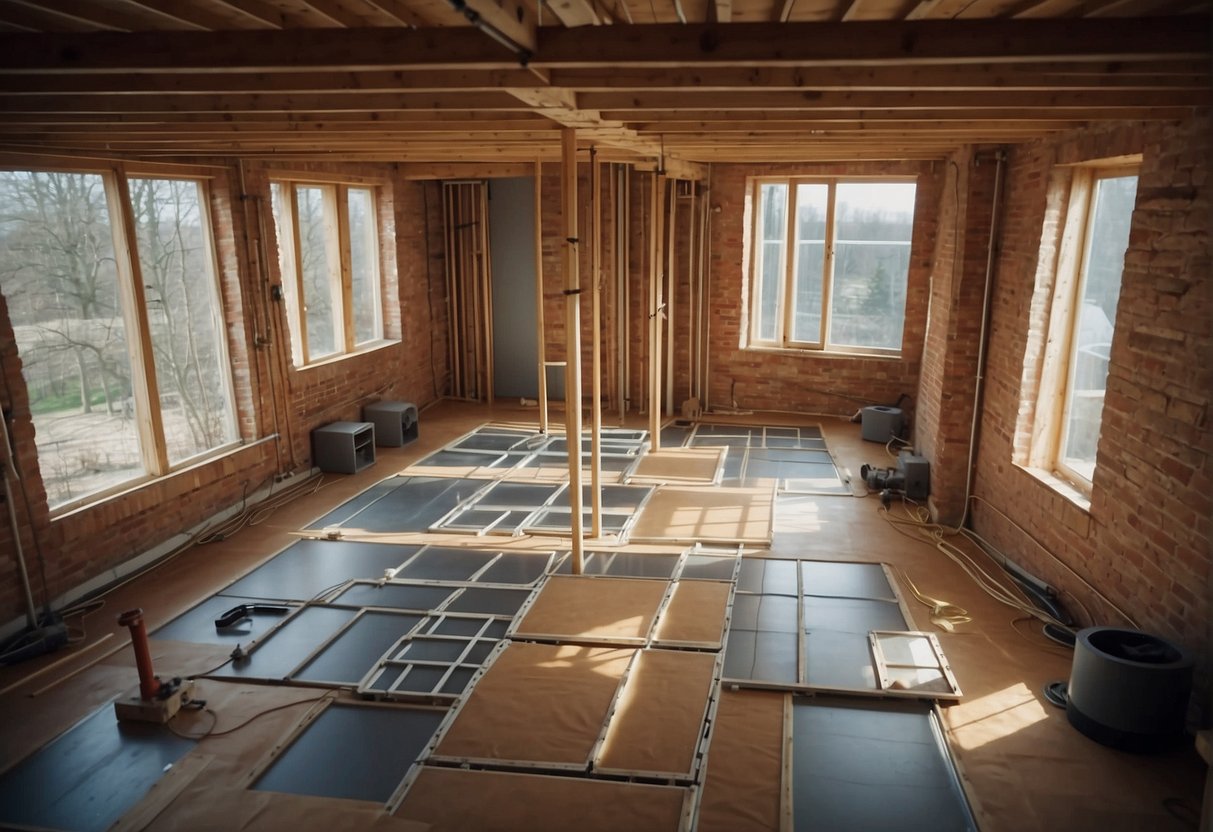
[[561, 127, 585, 573], [459, 0, 538, 54], [0, 18, 1204, 73], [534, 158, 549, 433], [590, 151, 603, 538]]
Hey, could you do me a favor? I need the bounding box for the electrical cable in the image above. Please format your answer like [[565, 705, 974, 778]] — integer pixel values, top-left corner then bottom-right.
[[167, 687, 342, 741], [879, 497, 1074, 635], [966, 494, 1139, 628]]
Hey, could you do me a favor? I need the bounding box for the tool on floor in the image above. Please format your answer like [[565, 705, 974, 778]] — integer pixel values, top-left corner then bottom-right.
[[213, 603, 290, 631], [860, 451, 930, 504], [113, 608, 194, 724]]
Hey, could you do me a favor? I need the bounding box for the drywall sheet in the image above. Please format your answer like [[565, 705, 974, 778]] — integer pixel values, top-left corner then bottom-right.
[[653, 579, 731, 647], [254, 704, 443, 803], [628, 486, 774, 544], [696, 690, 785, 832], [0, 704, 195, 832], [153, 594, 293, 645], [630, 446, 726, 483], [554, 550, 681, 579], [801, 560, 896, 601], [791, 696, 975, 832], [512, 576, 668, 643], [222, 539, 420, 602], [310, 477, 485, 533], [434, 642, 633, 765], [596, 649, 716, 776], [397, 768, 688, 832]]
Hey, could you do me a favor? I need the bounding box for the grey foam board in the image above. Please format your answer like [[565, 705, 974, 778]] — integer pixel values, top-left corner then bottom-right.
[[731, 593, 799, 633], [801, 561, 896, 600], [223, 539, 420, 602], [331, 583, 456, 611], [802, 597, 908, 634], [319, 477, 485, 533], [723, 628, 799, 683], [477, 552, 550, 584], [294, 612, 425, 684], [0, 705, 194, 832], [153, 594, 293, 645], [254, 704, 443, 803], [444, 587, 532, 617], [215, 605, 355, 680], [396, 547, 499, 582], [737, 559, 800, 596], [791, 697, 975, 832]]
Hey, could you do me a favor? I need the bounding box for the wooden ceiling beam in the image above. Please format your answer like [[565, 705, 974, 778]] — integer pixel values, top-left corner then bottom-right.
[[0, 17, 1203, 73], [5, 0, 178, 31], [119, 0, 267, 29], [604, 106, 1195, 120], [580, 89, 1206, 110], [0, 91, 534, 113]]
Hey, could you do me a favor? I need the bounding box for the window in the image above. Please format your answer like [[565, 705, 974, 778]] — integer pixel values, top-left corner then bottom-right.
[[749, 178, 916, 354], [0, 169, 239, 512], [1026, 165, 1138, 493], [270, 181, 384, 366]]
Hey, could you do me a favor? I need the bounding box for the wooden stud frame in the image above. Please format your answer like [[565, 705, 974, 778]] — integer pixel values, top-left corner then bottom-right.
[[868, 630, 963, 700]]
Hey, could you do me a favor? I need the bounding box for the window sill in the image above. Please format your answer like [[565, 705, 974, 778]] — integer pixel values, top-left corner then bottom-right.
[[744, 344, 903, 361], [49, 436, 274, 522], [1017, 464, 1092, 514], [294, 339, 399, 371]]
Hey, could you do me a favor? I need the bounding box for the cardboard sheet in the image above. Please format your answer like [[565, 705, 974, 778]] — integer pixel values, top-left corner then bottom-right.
[[596, 649, 716, 776], [434, 642, 633, 765], [653, 580, 731, 647], [629, 486, 774, 544], [630, 446, 726, 483], [513, 576, 668, 643], [396, 767, 688, 832], [697, 689, 786, 832]]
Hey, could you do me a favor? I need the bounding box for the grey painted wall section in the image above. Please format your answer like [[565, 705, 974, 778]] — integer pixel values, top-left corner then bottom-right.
[[489, 177, 547, 399]]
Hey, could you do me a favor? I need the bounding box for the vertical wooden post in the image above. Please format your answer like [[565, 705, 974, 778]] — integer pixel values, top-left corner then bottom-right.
[[478, 182, 495, 404], [561, 129, 585, 574], [648, 171, 665, 451], [534, 158, 549, 433], [666, 178, 677, 416], [590, 149, 603, 539]]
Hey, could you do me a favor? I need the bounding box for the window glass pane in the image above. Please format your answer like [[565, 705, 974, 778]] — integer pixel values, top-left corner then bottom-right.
[[828, 182, 915, 350], [347, 188, 381, 345], [756, 183, 787, 342], [1060, 174, 1137, 482], [128, 177, 238, 465], [296, 186, 339, 359], [0, 170, 144, 508], [789, 184, 828, 343]]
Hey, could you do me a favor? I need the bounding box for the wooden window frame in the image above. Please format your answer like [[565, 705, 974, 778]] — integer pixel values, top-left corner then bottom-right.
[[1, 162, 241, 516], [747, 176, 916, 357], [271, 179, 386, 367], [1027, 162, 1140, 496]]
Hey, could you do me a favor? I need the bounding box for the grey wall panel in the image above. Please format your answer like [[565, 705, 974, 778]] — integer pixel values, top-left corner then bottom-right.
[[488, 177, 539, 399]]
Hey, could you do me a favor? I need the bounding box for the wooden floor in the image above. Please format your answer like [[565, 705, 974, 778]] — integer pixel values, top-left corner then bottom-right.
[[0, 399, 1204, 831]]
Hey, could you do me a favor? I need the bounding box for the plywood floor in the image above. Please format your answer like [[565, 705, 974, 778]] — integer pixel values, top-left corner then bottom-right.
[[0, 399, 1204, 832]]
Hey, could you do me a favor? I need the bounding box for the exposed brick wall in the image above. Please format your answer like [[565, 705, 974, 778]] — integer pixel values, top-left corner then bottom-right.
[[970, 112, 1211, 708], [705, 161, 943, 418], [915, 148, 1000, 524], [0, 157, 444, 627]]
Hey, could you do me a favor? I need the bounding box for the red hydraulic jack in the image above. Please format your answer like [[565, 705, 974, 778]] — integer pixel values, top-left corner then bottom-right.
[[113, 608, 194, 724]]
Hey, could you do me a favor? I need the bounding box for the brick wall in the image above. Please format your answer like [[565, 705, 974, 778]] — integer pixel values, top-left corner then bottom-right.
[[970, 111, 1211, 706], [915, 148, 1000, 524], [704, 162, 943, 418], [0, 157, 444, 628]]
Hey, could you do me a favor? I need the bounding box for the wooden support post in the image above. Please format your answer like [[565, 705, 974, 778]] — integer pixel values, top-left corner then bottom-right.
[[687, 183, 697, 403], [590, 148, 603, 539], [534, 158, 549, 433], [479, 182, 495, 404], [561, 128, 585, 574], [648, 171, 665, 451], [666, 178, 676, 416], [618, 165, 630, 425]]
